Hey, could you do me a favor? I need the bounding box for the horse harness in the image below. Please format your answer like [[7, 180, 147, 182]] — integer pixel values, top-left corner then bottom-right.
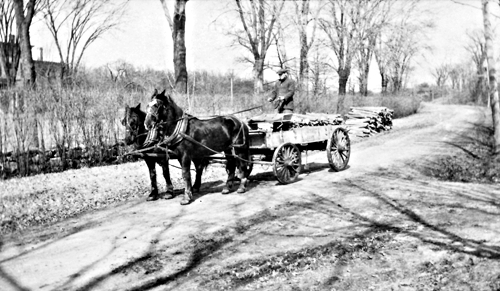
[[145, 112, 247, 157]]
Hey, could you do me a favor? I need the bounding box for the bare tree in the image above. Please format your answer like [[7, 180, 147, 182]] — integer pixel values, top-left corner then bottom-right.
[[160, 0, 188, 94], [377, 17, 431, 92], [354, 0, 392, 96], [0, 0, 20, 87], [464, 30, 488, 103], [273, 18, 292, 69], [483, 0, 500, 155], [233, 0, 285, 94], [465, 30, 486, 70], [373, 30, 390, 93], [309, 41, 331, 100], [13, 0, 36, 87], [319, 0, 360, 98], [41, 0, 128, 78], [373, 1, 431, 93], [387, 24, 418, 92], [432, 63, 450, 88], [292, 0, 322, 96], [449, 63, 467, 91]]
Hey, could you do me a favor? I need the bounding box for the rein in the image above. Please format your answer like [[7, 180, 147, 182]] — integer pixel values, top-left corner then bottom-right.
[[230, 105, 263, 115], [178, 132, 253, 164]]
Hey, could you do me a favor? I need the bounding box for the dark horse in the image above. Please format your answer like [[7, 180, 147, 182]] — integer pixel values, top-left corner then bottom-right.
[[144, 89, 250, 205], [121, 103, 174, 201]]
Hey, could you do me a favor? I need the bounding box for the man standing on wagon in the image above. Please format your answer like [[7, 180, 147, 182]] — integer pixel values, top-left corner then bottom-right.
[[268, 68, 295, 114]]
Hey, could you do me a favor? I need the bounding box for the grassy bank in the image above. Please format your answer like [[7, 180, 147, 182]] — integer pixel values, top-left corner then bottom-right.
[[422, 111, 499, 183]]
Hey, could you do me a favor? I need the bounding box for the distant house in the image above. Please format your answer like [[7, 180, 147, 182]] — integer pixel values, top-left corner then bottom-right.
[[19, 48, 65, 85], [34, 49, 65, 85], [1, 38, 64, 87]]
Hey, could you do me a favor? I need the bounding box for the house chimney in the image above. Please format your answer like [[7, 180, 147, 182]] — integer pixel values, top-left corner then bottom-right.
[[39, 47, 43, 61]]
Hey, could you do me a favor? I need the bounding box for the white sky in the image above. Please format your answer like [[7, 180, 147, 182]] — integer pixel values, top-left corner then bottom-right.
[[29, 0, 500, 90]]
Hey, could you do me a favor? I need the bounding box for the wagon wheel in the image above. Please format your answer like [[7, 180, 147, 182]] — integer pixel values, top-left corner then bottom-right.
[[327, 127, 351, 171], [272, 143, 302, 184]]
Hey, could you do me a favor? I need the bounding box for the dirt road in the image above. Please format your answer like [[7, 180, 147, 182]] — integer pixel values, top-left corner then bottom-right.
[[1, 103, 499, 291]]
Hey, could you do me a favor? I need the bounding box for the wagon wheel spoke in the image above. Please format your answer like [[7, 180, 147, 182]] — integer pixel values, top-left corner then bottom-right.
[[273, 143, 301, 184], [327, 128, 351, 171], [283, 167, 290, 182]]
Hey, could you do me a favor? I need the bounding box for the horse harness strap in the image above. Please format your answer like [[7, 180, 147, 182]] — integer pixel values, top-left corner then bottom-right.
[[178, 132, 229, 156], [163, 114, 190, 148], [225, 115, 246, 148]]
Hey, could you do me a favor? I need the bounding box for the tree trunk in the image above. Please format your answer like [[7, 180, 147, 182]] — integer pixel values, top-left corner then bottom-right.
[[13, 0, 36, 87], [359, 62, 370, 96], [253, 58, 264, 94], [172, 0, 188, 94], [483, 0, 500, 155], [299, 32, 309, 95], [338, 68, 349, 95], [298, 0, 310, 97], [380, 72, 388, 94], [336, 68, 350, 114], [391, 69, 403, 92]]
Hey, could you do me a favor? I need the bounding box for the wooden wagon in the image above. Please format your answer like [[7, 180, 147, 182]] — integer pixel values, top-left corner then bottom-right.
[[242, 113, 351, 184], [128, 112, 351, 184]]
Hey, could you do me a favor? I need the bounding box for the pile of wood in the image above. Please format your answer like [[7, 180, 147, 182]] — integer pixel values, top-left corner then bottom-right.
[[248, 112, 344, 132], [344, 107, 394, 137], [289, 113, 344, 127]]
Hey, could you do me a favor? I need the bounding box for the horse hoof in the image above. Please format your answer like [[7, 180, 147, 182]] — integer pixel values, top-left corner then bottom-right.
[[237, 188, 246, 194], [147, 195, 159, 201], [221, 188, 230, 194], [163, 193, 174, 200], [180, 198, 192, 205]]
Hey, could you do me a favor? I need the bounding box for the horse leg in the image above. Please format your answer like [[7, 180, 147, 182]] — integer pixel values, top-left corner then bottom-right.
[[180, 155, 193, 205], [160, 161, 174, 199], [236, 149, 249, 194], [192, 159, 205, 194], [145, 158, 160, 201], [222, 149, 235, 194]]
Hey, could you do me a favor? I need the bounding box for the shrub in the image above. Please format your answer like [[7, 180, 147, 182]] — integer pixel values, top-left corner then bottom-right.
[[379, 93, 422, 119]]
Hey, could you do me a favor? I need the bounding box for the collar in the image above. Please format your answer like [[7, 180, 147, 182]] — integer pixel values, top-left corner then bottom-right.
[[163, 113, 189, 148]]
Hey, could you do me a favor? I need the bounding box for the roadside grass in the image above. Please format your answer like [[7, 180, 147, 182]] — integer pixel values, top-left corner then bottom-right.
[[0, 183, 143, 235], [423, 121, 500, 183], [0, 161, 190, 236]]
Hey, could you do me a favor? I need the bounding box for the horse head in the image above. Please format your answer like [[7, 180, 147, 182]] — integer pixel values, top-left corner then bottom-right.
[[144, 89, 182, 131], [121, 103, 146, 146]]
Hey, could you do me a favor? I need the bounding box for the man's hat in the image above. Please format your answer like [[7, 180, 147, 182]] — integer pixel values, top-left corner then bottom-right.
[[277, 68, 289, 75]]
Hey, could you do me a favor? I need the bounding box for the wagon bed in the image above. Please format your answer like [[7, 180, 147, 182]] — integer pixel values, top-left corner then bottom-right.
[[245, 112, 351, 184]]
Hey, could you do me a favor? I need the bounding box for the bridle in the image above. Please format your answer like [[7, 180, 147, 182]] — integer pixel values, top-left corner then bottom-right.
[[145, 98, 164, 129], [123, 111, 147, 144]]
